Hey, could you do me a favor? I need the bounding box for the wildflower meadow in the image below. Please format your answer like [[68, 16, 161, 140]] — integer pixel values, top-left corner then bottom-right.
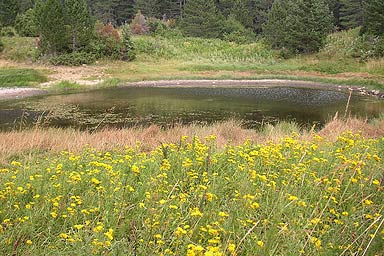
[[0, 132, 383, 255]]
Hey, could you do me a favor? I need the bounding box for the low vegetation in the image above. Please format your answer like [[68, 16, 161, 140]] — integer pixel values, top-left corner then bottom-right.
[[0, 124, 383, 255]]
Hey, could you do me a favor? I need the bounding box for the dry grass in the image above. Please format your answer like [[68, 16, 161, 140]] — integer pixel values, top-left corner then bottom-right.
[[319, 117, 384, 140], [0, 119, 383, 164]]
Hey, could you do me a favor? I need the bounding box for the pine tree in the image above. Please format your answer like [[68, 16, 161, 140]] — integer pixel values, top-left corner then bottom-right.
[[134, 0, 160, 18], [362, 0, 384, 36], [111, 0, 135, 25], [264, 0, 332, 53], [65, 0, 93, 51], [231, 0, 275, 34], [339, 0, 363, 29], [0, 0, 18, 26], [34, 0, 68, 55], [157, 0, 180, 19], [180, 0, 224, 38]]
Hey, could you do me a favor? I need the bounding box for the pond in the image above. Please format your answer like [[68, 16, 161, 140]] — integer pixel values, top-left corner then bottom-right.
[[0, 86, 383, 131]]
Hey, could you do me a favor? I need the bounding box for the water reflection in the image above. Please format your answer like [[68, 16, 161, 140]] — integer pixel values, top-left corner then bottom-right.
[[0, 86, 383, 130]]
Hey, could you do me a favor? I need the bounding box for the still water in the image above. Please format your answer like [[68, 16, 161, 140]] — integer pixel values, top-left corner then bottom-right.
[[0, 86, 383, 130]]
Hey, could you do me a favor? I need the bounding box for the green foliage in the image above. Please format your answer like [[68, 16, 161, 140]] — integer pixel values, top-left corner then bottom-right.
[[0, 36, 39, 61], [180, 0, 224, 38], [147, 17, 167, 35], [65, 0, 94, 52], [121, 23, 136, 61], [351, 34, 384, 60], [0, 68, 47, 87], [134, 0, 180, 19], [49, 80, 82, 91], [14, 9, 38, 37], [0, 0, 18, 26], [231, 0, 275, 34], [321, 27, 361, 57], [134, 0, 160, 18], [86, 0, 135, 26], [133, 36, 274, 63], [0, 26, 17, 37], [222, 16, 256, 44], [34, 0, 68, 55], [339, 0, 363, 30], [0, 39, 4, 53], [49, 51, 96, 66], [92, 23, 124, 60], [362, 0, 384, 36], [263, 0, 332, 53]]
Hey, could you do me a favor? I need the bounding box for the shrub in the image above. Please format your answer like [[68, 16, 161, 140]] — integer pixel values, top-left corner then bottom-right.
[[92, 22, 124, 59], [0, 26, 17, 37], [15, 9, 38, 37], [374, 36, 384, 57], [49, 51, 96, 66], [222, 16, 255, 44], [147, 17, 167, 35], [350, 34, 384, 61], [121, 23, 136, 61], [130, 11, 149, 35]]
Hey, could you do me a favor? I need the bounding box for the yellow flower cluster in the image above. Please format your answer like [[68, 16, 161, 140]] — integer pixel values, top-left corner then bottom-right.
[[0, 133, 383, 255]]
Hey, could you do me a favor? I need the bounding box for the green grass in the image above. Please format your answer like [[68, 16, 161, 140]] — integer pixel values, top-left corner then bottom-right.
[[48, 81, 83, 92], [0, 68, 47, 87], [0, 132, 383, 255]]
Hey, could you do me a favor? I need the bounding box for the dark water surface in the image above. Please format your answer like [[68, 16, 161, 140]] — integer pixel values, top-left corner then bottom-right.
[[0, 86, 383, 130]]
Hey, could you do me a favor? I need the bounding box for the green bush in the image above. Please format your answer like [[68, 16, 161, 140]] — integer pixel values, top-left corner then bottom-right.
[[15, 9, 38, 37], [91, 22, 124, 60], [49, 51, 96, 66], [374, 36, 384, 57], [147, 17, 167, 35], [0, 39, 4, 52], [350, 34, 382, 61], [121, 23, 136, 61], [0, 26, 17, 37], [222, 16, 255, 44]]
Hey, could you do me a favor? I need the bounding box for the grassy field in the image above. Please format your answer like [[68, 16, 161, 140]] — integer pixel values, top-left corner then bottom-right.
[[0, 128, 383, 255]]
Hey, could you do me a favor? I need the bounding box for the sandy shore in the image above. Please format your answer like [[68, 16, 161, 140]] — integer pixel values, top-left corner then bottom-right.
[[0, 87, 47, 100]]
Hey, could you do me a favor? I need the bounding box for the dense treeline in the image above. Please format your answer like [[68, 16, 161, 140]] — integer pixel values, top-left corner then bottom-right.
[[0, 0, 383, 64]]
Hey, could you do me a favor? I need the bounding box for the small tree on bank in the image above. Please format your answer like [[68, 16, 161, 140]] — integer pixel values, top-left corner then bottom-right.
[[263, 0, 332, 53]]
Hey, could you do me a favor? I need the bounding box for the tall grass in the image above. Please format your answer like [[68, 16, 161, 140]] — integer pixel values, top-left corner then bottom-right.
[[133, 36, 276, 64]]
